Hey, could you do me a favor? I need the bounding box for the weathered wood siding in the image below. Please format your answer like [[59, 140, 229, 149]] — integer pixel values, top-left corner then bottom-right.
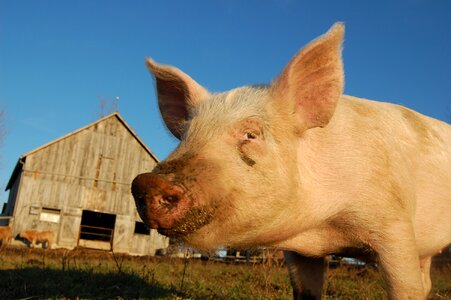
[[8, 114, 168, 255], [1, 171, 21, 226]]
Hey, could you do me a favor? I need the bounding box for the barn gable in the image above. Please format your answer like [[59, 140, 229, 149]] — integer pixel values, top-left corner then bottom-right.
[[3, 113, 168, 255], [6, 112, 157, 190]]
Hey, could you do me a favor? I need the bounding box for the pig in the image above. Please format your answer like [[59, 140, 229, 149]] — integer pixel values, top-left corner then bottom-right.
[[0, 226, 12, 248], [132, 23, 451, 299], [19, 230, 54, 249]]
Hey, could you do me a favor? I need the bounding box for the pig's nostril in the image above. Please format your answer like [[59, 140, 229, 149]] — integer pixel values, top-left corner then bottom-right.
[[135, 193, 146, 203], [164, 195, 177, 202], [159, 194, 180, 207], [133, 192, 147, 210]]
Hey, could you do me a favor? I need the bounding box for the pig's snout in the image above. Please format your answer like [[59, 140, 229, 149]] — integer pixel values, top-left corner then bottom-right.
[[133, 173, 183, 208], [131, 173, 191, 234]]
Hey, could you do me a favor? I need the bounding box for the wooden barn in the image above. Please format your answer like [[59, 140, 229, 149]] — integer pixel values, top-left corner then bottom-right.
[[2, 112, 168, 255]]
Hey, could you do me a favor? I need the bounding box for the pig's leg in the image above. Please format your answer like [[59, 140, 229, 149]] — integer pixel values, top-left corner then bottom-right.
[[284, 251, 324, 299], [420, 256, 432, 299], [374, 221, 424, 299]]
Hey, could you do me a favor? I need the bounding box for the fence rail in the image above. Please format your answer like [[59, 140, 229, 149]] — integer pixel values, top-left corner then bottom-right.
[[78, 225, 114, 250]]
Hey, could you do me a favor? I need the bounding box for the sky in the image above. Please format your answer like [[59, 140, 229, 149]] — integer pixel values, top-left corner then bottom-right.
[[1, 1, 450, 205]]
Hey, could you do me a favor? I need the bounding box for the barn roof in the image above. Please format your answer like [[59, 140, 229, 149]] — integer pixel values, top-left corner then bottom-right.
[[5, 112, 159, 190]]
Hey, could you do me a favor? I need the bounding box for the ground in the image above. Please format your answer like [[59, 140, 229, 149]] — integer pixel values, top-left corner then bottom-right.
[[0, 246, 449, 299]]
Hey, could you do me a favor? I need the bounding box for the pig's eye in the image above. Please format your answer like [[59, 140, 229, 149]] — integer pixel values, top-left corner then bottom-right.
[[244, 131, 258, 140]]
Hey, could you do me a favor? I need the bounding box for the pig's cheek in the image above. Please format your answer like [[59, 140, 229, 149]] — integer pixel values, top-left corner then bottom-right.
[[238, 141, 267, 166]]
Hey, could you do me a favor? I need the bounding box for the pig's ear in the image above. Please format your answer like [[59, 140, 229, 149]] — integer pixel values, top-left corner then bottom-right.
[[271, 23, 344, 131], [146, 58, 210, 139]]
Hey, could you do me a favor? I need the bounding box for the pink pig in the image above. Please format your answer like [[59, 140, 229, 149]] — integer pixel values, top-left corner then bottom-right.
[[132, 23, 451, 299]]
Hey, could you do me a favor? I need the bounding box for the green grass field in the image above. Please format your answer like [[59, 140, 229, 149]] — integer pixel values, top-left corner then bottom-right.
[[0, 247, 449, 299]]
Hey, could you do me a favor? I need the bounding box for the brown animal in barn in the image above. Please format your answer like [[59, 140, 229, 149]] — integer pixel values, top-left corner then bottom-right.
[[131, 23, 451, 299], [19, 230, 54, 249], [0, 226, 12, 248]]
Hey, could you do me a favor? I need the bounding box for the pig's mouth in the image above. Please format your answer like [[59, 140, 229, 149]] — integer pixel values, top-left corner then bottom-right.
[[156, 205, 217, 237], [157, 228, 179, 236]]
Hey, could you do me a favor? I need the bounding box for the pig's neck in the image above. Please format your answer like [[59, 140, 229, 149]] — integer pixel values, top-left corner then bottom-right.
[[274, 96, 369, 255]]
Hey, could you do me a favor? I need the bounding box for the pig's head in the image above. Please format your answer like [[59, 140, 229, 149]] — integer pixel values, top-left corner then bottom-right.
[[132, 23, 344, 249]]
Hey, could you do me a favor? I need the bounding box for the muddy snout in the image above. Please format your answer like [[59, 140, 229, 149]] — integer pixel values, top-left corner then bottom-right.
[[131, 173, 191, 235]]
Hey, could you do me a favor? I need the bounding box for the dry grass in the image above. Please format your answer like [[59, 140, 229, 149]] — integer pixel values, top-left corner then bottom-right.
[[0, 246, 449, 299]]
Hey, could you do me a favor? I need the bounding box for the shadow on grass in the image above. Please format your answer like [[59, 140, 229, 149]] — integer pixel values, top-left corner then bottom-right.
[[0, 267, 175, 299]]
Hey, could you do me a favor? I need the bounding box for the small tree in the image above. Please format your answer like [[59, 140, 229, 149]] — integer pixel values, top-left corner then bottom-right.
[[98, 96, 119, 118]]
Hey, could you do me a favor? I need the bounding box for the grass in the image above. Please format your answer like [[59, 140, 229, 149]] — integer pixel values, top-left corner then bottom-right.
[[0, 246, 449, 299]]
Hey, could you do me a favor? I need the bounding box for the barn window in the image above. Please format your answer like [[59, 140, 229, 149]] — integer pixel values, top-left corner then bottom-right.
[[79, 210, 116, 243], [134, 221, 150, 235], [29, 206, 40, 215], [40, 207, 61, 223]]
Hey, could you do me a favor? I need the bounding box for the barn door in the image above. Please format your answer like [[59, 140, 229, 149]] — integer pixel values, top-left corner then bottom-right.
[[58, 207, 82, 248], [112, 214, 132, 253]]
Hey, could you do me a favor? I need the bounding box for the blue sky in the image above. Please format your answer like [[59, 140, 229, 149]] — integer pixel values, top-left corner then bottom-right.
[[1, 1, 450, 205]]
